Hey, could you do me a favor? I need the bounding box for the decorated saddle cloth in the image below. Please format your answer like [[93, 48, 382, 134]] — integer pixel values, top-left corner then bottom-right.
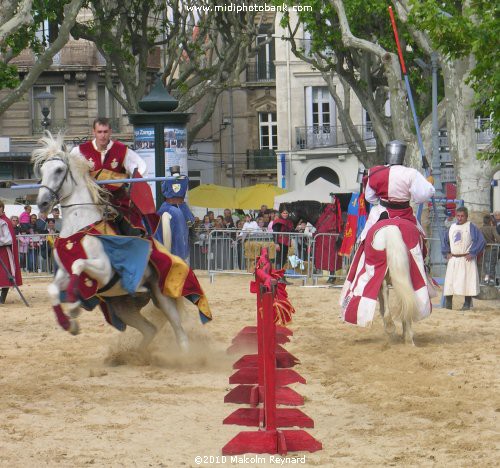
[[54, 221, 211, 324], [339, 218, 436, 327]]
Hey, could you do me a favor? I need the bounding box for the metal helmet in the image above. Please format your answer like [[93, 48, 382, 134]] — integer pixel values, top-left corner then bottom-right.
[[385, 140, 407, 165]]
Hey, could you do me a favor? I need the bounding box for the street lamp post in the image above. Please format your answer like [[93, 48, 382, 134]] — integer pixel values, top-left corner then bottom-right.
[[34, 91, 56, 130]]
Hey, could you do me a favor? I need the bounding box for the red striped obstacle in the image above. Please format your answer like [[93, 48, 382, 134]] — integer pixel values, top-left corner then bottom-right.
[[222, 250, 322, 455]]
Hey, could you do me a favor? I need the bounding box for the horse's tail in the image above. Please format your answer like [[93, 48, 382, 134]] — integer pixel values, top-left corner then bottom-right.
[[384, 226, 420, 323]]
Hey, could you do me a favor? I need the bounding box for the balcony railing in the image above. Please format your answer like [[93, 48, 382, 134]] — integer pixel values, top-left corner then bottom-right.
[[246, 149, 277, 170], [246, 62, 276, 82], [295, 124, 376, 150]]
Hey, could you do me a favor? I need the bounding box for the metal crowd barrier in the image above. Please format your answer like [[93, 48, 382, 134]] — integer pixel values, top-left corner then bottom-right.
[[205, 229, 345, 286], [479, 243, 499, 287], [17, 233, 58, 278]]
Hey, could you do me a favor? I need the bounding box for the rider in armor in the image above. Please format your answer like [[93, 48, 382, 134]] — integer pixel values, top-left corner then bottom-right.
[[359, 140, 435, 241]]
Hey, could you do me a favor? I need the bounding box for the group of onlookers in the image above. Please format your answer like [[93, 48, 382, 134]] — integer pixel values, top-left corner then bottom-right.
[[7, 205, 61, 273]]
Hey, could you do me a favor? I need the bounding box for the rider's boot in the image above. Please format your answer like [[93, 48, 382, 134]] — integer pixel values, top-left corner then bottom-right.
[[444, 295, 453, 310]]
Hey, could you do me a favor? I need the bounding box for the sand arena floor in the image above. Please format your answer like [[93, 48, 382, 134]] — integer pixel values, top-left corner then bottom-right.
[[0, 273, 498, 467]]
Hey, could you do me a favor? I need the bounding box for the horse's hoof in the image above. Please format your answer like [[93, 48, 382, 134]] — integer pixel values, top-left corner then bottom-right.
[[69, 319, 80, 336]]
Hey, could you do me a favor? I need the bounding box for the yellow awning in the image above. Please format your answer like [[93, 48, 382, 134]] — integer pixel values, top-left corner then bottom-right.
[[188, 184, 238, 208], [234, 184, 288, 210]]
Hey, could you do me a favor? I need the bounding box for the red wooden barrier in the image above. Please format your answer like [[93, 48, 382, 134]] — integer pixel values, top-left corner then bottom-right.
[[222, 250, 322, 455]]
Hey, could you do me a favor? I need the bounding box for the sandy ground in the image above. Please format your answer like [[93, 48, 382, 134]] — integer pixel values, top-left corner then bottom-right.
[[0, 272, 499, 468]]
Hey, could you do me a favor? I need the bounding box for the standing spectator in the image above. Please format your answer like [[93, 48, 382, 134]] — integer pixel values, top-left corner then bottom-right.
[[267, 210, 278, 232], [10, 216, 20, 235], [17, 225, 29, 271], [479, 215, 500, 285], [51, 207, 63, 232], [222, 208, 236, 229], [0, 200, 22, 304], [257, 204, 269, 218], [19, 205, 31, 226], [27, 214, 41, 272], [272, 208, 294, 272], [35, 211, 48, 233], [442, 206, 486, 310]]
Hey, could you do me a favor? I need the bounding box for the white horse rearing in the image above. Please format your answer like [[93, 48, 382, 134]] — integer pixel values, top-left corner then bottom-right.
[[33, 133, 208, 350]]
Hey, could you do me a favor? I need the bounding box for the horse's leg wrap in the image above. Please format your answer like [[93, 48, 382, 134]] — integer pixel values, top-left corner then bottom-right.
[[53, 304, 70, 331], [66, 274, 80, 303]]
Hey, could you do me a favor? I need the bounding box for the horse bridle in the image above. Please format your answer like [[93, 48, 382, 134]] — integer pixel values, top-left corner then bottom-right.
[[38, 157, 77, 205]]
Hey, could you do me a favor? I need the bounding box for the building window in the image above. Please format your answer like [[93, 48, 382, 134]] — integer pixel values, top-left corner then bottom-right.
[[32, 85, 66, 133], [312, 87, 331, 133], [259, 112, 278, 150], [256, 25, 275, 81], [98, 84, 122, 132]]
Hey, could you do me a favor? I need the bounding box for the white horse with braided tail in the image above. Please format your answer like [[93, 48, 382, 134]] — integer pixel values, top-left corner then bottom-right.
[[33, 133, 211, 351]]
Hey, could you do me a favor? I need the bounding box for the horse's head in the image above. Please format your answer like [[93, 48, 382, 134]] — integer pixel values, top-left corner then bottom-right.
[[32, 132, 98, 214]]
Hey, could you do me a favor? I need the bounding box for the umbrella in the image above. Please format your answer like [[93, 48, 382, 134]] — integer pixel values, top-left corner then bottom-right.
[[188, 184, 237, 208], [235, 184, 287, 210]]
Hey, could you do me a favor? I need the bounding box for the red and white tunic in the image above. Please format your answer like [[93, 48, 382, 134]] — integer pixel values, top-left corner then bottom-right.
[[70, 139, 146, 191], [360, 165, 435, 240], [70, 140, 148, 228]]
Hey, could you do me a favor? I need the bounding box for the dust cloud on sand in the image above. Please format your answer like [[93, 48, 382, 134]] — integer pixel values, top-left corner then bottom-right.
[[0, 273, 498, 467]]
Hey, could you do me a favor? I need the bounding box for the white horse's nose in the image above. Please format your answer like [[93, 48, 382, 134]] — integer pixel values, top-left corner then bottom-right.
[[37, 189, 52, 213]]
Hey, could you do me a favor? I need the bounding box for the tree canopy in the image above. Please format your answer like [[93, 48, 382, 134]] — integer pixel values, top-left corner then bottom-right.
[[279, 0, 497, 212], [410, 0, 499, 162], [0, 0, 84, 115], [71, 0, 267, 145]]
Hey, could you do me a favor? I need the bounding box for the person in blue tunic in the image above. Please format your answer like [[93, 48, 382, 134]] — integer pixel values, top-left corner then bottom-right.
[[155, 166, 195, 262]]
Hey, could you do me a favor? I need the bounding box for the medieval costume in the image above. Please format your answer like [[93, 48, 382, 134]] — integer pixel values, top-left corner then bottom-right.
[[341, 141, 436, 325], [71, 139, 149, 235], [272, 210, 294, 270], [0, 212, 22, 304], [313, 198, 343, 283], [359, 140, 435, 241], [155, 166, 195, 261], [442, 220, 485, 309]]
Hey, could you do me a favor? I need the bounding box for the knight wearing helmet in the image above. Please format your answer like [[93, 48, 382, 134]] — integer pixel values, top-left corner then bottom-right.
[[358, 140, 435, 241]]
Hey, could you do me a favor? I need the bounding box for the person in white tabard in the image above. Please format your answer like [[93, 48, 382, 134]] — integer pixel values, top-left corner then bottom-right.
[[442, 206, 486, 310]]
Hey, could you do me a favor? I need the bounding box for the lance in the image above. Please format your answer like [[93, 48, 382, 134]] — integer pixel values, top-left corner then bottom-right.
[[0, 253, 30, 307], [388, 6, 444, 248], [11, 175, 179, 191]]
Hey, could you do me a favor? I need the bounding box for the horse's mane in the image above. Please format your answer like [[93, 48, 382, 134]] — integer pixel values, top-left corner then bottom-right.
[[31, 131, 108, 207]]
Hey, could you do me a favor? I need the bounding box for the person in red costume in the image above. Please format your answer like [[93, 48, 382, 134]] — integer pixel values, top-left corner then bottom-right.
[[272, 208, 294, 277], [0, 200, 22, 304], [70, 117, 148, 235]]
